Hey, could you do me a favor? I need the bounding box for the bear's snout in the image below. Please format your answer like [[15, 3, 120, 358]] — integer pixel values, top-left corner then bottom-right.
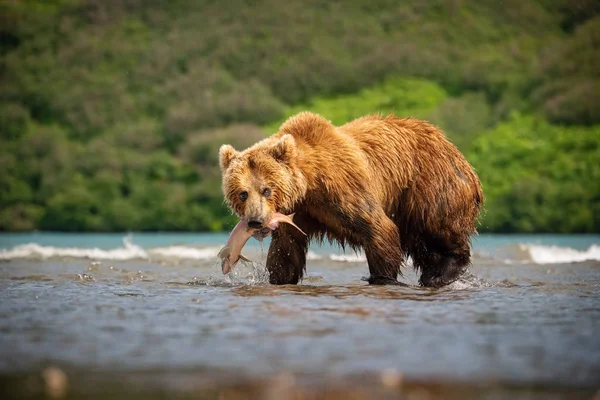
[[247, 220, 264, 229]]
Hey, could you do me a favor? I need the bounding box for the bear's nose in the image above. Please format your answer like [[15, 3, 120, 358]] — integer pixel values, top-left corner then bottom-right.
[[247, 220, 263, 229]]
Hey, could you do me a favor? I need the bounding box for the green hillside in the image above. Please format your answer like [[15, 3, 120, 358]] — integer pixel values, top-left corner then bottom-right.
[[1, 0, 599, 232]]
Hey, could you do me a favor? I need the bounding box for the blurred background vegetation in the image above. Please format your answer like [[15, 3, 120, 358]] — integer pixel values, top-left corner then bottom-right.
[[1, 0, 598, 233]]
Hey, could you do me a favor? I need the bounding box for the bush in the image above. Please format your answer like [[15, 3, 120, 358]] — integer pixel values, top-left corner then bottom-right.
[[426, 92, 493, 151], [265, 77, 448, 132], [0, 103, 31, 140], [532, 17, 600, 124], [467, 114, 600, 232]]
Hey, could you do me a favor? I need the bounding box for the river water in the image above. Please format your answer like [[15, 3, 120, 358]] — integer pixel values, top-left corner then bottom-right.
[[1, 233, 599, 399]]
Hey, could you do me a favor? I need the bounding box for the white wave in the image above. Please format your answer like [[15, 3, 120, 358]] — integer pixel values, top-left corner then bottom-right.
[[0, 237, 221, 262], [306, 250, 322, 260], [521, 244, 600, 264], [148, 246, 220, 260], [0, 237, 359, 264], [0, 237, 147, 261], [329, 253, 367, 263], [5, 238, 595, 266]]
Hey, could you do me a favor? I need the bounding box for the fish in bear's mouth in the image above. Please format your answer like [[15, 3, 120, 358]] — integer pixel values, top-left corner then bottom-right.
[[218, 213, 306, 275]]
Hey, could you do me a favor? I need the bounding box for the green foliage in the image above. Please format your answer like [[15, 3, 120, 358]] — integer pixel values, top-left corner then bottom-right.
[[265, 77, 447, 132], [0, 103, 31, 140], [426, 92, 494, 151], [467, 115, 600, 233], [532, 17, 600, 124], [0, 0, 598, 232]]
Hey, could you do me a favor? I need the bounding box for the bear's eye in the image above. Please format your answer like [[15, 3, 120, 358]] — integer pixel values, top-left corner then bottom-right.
[[262, 188, 271, 198], [239, 191, 248, 201]]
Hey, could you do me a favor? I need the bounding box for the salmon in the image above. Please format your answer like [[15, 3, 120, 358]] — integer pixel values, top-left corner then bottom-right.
[[218, 213, 306, 274], [266, 213, 306, 235]]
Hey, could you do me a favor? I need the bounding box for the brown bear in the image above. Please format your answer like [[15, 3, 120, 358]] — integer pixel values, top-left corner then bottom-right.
[[219, 112, 483, 287]]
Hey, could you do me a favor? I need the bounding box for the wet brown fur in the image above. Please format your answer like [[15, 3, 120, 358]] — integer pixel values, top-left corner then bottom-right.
[[219, 112, 483, 287]]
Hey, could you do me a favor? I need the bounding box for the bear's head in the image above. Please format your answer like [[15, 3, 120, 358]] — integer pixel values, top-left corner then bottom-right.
[[219, 134, 307, 229]]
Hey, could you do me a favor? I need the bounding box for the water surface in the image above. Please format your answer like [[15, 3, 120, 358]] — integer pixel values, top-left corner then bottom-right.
[[1, 233, 599, 399]]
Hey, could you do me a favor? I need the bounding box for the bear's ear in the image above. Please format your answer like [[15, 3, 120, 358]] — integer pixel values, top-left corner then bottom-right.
[[270, 134, 296, 164], [219, 144, 238, 171]]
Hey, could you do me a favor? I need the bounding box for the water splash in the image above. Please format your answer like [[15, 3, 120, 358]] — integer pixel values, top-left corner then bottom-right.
[[227, 260, 270, 285]]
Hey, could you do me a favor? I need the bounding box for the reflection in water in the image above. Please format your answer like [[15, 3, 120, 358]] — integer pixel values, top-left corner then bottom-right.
[[231, 283, 474, 301]]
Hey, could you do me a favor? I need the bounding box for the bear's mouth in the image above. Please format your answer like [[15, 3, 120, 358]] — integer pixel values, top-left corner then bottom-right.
[[247, 212, 306, 241], [252, 227, 272, 241], [247, 220, 264, 229]]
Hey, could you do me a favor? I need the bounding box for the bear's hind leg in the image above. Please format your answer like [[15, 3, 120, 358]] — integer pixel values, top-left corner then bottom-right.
[[415, 238, 471, 288]]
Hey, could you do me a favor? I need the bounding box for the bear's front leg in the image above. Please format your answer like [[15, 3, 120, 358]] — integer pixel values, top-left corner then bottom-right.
[[363, 212, 405, 285], [266, 220, 310, 285]]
